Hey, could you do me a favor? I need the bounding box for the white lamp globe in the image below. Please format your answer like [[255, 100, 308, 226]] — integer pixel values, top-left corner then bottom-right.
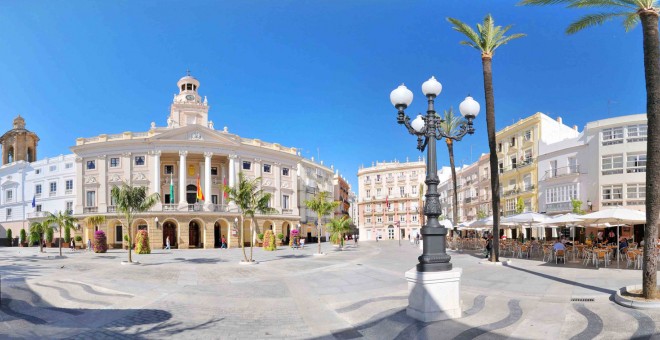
[[421, 76, 442, 97], [459, 96, 480, 118], [411, 115, 425, 132], [390, 84, 414, 107]]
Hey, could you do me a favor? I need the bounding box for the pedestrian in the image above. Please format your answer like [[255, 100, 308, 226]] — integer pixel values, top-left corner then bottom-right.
[[485, 235, 493, 258], [221, 235, 227, 249], [300, 237, 305, 249], [70, 238, 75, 252], [87, 238, 92, 252], [415, 233, 420, 245], [165, 236, 171, 250]]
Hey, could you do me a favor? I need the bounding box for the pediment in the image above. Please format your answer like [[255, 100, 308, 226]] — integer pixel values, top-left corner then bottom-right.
[[149, 125, 241, 146]]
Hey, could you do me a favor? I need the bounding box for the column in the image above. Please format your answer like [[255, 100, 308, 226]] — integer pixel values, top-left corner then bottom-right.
[[122, 152, 132, 186], [220, 163, 227, 206], [227, 154, 237, 211], [152, 150, 162, 211], [274, 162, 281, 209], [74, 157, 84, 214], [179, 150, 187, 208], [204, 152, 212, 210], [98, 155, 107, 212], [153, 150, 161, 195]]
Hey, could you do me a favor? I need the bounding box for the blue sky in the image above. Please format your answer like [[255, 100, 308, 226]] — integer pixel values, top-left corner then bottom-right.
[[0, 1, 647, 192]]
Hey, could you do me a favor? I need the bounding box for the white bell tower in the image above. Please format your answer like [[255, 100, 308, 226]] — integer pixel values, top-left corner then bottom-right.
[[168, 71, 210, 128]]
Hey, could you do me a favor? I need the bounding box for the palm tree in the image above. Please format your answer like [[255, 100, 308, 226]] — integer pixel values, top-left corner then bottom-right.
[[111, 183, 160, 263], [439, 107, 468, 226], [29, 221, 49, 253], [305, 191, 339, 254], [44, 210, 77, 257], [84, 215, 106, 251], [224, 172, 276, 262], [327, 216, 352, 250], [447, 14, 525, 263], [521, 0, 660, 301]]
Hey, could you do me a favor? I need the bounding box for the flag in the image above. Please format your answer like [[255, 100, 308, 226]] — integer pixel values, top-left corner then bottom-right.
[[169, 175, 174, 203], [196, 175, 205, 201], [31, 196, 36, 208], [385, 196, 389, 209], [223, 177, 228, 199]]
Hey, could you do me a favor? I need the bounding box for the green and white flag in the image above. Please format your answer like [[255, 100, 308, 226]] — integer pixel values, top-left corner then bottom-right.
[[169, 175, 174, 203]]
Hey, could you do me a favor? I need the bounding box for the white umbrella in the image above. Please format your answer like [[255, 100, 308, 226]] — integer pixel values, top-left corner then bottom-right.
[[581, 208, 646, 264], [503, 212, 550, 241]]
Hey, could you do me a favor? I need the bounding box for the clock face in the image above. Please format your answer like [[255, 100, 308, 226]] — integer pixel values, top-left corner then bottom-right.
[[186, 95, 195, 101]]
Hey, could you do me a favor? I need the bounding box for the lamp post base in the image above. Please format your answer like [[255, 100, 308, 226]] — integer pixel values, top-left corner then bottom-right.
[[405, 267, 462, 322]]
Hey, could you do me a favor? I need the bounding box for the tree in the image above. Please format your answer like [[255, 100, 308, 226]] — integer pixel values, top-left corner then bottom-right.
[[111, 182, 160, 263], [515, 197, 525, 214], [224, 172, 276, 262], [571, 198, 585, 214], [477, 210, 488, 220], [29, 221, 49, 253], [305, 191, 339, 254], [326, 216, 352, 250], [521, 0, 660, 301], [439, 107, 468, 226], [44, 210, 77, 257], [448, 14, 525, 263], [84, 215, 106, 231]]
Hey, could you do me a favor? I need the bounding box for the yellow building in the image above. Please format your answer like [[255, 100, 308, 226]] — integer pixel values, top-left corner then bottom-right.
[[496, 113, 579, 217]]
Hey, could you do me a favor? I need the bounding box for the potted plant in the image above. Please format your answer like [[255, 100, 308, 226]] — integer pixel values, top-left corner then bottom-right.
[[6, 229, 12, 247], [276, 233, 284, 246], [263, 230, 276, 251], [135, 230, 150, 254], [45, 227, 54, 247], [93, 230, 108, 253], [257, 233, 264, 247], [75, 235, 83, 249], [19, 229, 27, 247]]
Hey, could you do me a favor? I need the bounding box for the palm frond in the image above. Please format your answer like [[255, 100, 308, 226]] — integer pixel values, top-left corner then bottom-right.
[[439, 107, 468, 137], [623, 12, 641, 31], [447, 17, 484, 52], [568, 0, 642, 9], [566, 12, 630, 34], [518, 0, 574, 4]]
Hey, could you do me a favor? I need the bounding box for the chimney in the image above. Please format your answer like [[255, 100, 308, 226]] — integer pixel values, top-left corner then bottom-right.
[[573, 125, 578, 131], [556, 117, 563, 124]]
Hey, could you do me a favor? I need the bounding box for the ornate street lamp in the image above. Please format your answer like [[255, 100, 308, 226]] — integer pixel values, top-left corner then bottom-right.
[[390, 76, 479, 272]]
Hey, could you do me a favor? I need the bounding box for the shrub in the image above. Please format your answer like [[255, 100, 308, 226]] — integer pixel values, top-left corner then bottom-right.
[[19, 229, 27, 244], [135, 230, 150, 254], [64, 226, 71, 243], [75, 235, 83, 242], [30, 231, 40, 244], [263, 230, 276, 251], [7, 229, 12, 246], [277, 233, 284, 240], [93, 230, 108, 253], [257, 233, 264, 241], [45, 227, 54, 243]]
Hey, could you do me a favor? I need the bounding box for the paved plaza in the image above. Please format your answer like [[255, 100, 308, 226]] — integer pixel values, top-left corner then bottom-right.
[[1, 240, 659, 339]]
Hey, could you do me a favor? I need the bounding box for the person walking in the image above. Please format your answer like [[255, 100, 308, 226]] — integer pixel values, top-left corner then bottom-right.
[[300, 237, 305, 249], [87, 238, 92, 252], [221, 235, 227, 249], [70, 238, 76, 252], [165, 236, 171, 250]]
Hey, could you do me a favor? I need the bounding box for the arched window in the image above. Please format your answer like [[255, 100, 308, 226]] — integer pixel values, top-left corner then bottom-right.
[[27, 147, 33, 162], [7, 146, 14, 163]]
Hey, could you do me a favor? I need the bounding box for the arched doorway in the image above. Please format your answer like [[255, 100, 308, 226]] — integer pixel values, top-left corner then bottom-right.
[[163, 221, 177, 249], [214, 219, 229, 248], [186, 185, 197, 204], [189, 220, 201, 248], [387, 225, 395, 239], [282, 222, 291, 245]]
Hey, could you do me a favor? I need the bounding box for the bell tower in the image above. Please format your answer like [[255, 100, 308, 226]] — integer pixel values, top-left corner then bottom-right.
[[0, 115, 39, 165], [167, 71, 210, 128]]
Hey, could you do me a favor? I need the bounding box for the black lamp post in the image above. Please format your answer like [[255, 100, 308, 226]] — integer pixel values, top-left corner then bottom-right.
[[390, 77, 479, 272]]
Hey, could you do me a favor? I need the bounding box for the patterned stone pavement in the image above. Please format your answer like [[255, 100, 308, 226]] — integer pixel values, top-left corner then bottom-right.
[[1, 241, 660, 339]]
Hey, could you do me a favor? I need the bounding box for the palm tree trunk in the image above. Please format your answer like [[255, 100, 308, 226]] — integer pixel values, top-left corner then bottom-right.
[[250, 218, 255, 262], [318, 215, 322, 254], [482, 55, 501, 263], [447, 139, 459, 227], [641, 10, 660, 299], [59, 228, 62, 257], [39, 233, 43, 253], [128, 224, 133, 263], [241, 215, 248, 262]]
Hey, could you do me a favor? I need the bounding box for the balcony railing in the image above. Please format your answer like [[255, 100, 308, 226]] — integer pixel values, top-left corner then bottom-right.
[[627, 167, 646, 174], [35, 193, 41, 198], [281, 208, 293, 214], [65, 189, 73, 195], [107, 205, 117, 213], [214, 204, 228, 212], [163, 204, 178, 211], [545, 165, 580, 179], [27, 211, 48, 218], [522, 185, 535, 192], [84, 207, 98, 213], [503, 189, 519, 197], [545, 202, 572, 212], [188, 204, 202, 211], [518, 158, 534, 169], [602, 169, 624, 176], [386, 177, 394, 183], [49, 192, 57, 197]]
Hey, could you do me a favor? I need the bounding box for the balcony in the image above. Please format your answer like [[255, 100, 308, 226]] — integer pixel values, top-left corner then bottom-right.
[[522, 185, 535, 193], [602, 138, 624, 146], [84, 207, 98, 213], [49, 191, 57, 197], [386, 177, 395, 183], [188, 204, 202, 211], [65, 189, 73, 195], [545, 165, 580, 180], [107, 205, 117, 213], [627, 167, 646, 174], [214, 204, 228, 212], [503, 189, 519, 197], [27, 211, 48, 218], [602, 169, 624, 176], [35, 193, 42, 198], [545, 202, 572, 212], [464, 197, 475, 204], [162, 204, 178, 211], [518, 158, 535, 169], [281, 208, 293, 215], [397, 176, 406, 182]]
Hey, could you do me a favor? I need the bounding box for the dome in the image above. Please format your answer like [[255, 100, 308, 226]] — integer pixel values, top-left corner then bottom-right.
[[177, 71, 200, 92], [13, 115, 25, 129]]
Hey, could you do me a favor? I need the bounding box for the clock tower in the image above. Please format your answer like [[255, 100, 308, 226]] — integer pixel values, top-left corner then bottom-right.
[[167, 72, 210, 128]]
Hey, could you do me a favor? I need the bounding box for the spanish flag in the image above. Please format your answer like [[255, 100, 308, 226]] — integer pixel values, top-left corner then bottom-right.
[[196, 175, 205, 201]]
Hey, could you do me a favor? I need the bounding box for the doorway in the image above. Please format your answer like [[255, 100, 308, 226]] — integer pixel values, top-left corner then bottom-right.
[[214, 222, 220, 248], [189, 221, 201, 248], [186, 185, 197, 204], [163, 221, 177, 248]]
